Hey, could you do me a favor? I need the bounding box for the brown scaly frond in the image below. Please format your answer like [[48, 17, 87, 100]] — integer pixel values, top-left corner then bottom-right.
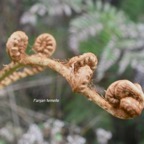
[[0, 31, 144, 119]]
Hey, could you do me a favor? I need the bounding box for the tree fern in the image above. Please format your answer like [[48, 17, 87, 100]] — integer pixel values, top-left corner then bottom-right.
[[39, 0, 87, 16], [97, 23, 144, 80]]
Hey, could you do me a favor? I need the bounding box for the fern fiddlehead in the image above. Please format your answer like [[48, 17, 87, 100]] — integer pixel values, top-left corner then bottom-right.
[[0, 31, 144, 119]]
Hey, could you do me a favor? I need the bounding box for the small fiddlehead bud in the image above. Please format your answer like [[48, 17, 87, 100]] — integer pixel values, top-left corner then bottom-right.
[[68, 52, 97, 71], [32, 33, 56, 57], [68, 53, 97, 92], [105, 80, 144, 117], [6, 31, 28, 61]]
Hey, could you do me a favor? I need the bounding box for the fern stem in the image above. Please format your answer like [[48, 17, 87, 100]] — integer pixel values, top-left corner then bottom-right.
[[24, 55, 71, 79], [22, 55, 137, 119], [82, 87, 132, 119]]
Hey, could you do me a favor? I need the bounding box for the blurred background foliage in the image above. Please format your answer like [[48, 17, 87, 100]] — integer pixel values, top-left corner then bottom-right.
[[0, 0, 144, 144]]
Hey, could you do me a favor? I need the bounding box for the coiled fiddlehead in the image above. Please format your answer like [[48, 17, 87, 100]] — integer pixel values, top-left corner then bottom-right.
[[67, 53, 97, 92], [105, 80, 144, 117], [6, 31, 28, 61], [68, 52, 97, 71], [32, 33, 56, 57], [3, 31, 57, 88]]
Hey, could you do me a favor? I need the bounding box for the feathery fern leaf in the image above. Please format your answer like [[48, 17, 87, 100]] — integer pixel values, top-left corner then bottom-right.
[[69, 1, 144, 81]]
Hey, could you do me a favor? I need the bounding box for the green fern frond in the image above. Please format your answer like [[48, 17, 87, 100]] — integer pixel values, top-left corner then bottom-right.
[[69, 1, 144, 81], [41, 0, 86, 16], [121, 0, 144, 21]]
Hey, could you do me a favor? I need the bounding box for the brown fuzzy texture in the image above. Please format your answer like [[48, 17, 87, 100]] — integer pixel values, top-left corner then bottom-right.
[[32, 33, 56, 57], [6, 31, 28, 61], [68, 52, 97, 71], [3, 31, 56, 87], [67, 53, 97, 92], [1, 31, 144, 119], [105, 80, 144, 117]]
